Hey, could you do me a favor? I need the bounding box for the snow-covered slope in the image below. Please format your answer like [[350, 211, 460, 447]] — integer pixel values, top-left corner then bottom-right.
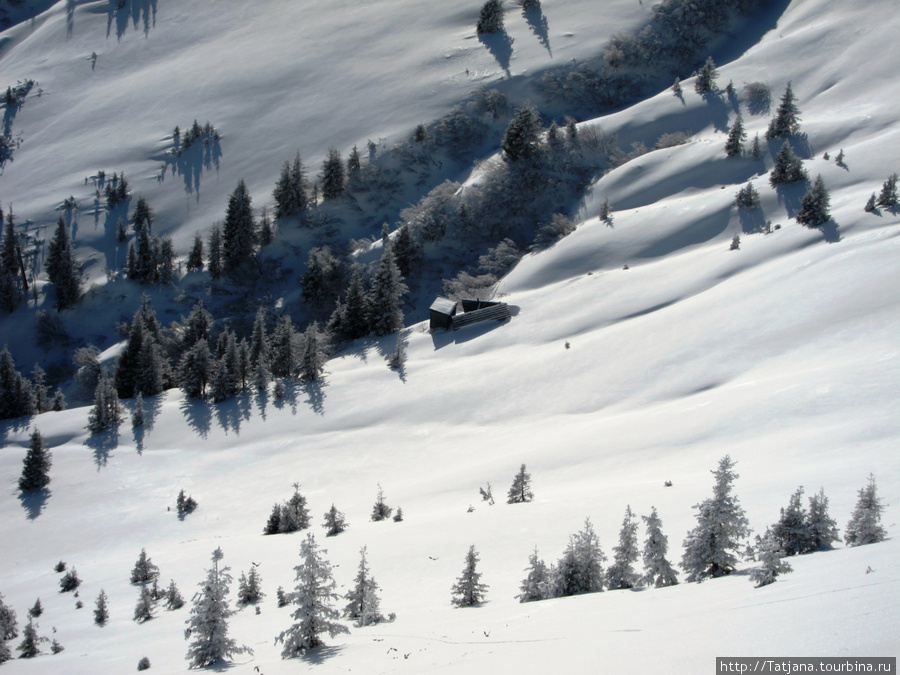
[[1, 0, 899, 673]]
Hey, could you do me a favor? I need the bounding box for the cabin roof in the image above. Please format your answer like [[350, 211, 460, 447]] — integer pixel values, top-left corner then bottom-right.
[[430, 297, 458, 316]]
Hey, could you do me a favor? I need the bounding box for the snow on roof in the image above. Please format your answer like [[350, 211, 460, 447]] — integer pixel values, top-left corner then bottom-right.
[[430, 297, 458, 315]]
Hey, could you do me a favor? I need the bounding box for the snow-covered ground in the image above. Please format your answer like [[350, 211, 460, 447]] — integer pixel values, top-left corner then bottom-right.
[[1, 0, 899, 672]]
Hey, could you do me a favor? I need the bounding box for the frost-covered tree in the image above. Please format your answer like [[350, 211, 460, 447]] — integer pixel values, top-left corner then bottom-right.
[[88, 368, 122, 433], [164, 579, 185, 610], [607, 506, 640, 590], [31, 365, 49, 414], [323, 504, 348, 537], [27, 599, 41, 619], [507, 463, 533, 504], [299, 322, 328, 382], [222, 179, 257, 274], [0, 345, 34, 419], [672, 76, 683, 97], [207, 224, 223, 280], [806, 488, 840, 551], [876, 172, 898, 208], [176, 489, 198, 518], [16, 620, 46, 658], [186, 232, 204, 272], [237, 566, 264, 606], [45, 217, 81, 310], [51, 388, 66, 411], [681, 455, 751, 582], [502, 103, 541, 162], [59, 567, 81, 592], [270, 315, 299, 378], [0, 592, 18, 640], [766, 81, 801, 140], [344, 547, 385, 626], [451, 545, 489, 607], [371, 484, 392, 522], [598, 197, 611, 222], [0, 636, 10, 663], [94, 589, 109, 624], [387, 332, 406, 371], [339, 266, 371, 341], [795, 174, 831, 227], [368, 244, 407, 336], [735, 183, 760, 208], [179, 339, 213, 399], [750, 133, 762, 160], [131, 548, 161, 585], [476, 0, 504, 34], [864, 193, 878, 213], [19, 428, 51, 492], [133, 585, 156, 623], [748, 529, 792, 588], [185, 548, 251, 668], [132, 392, 145, 428], [725, 114, 746, 157], [276, 533, 349, 657], [641, 507, 679, 588], [844, 474, 886, 547], [769, 140, 807, 186], [274, 151, 308, 218], [321, 147, 345, 201], [771, 487, 813, 556], [552, 518, 606, 597], [694, 56, 718, 94], [279, 484, 311, 533], [517, 547, 550, 603]]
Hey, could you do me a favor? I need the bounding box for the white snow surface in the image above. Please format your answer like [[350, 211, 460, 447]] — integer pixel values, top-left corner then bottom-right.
[[1, 0, 900, 673]]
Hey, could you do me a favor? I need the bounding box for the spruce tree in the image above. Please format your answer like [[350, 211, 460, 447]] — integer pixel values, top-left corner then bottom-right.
[[369, 244, 407, 336], [280, 484, 311, 533], [771, 486, 813, 556], [641, 507, 679, 588], [344, 547, 385, 626], [806, 488, 840, 551], [607, 506, 640, 590], [876, 172, 898, 208], [207, 225, 223, 280], [0, 636, 10, 664], [270, 315, 299, 378], [766, 81, 801, 140], [0, 592, 18, 640], [276, 533, 349, 656], [476, 0, 504, 34], [517, 547, 550, 603], [179, 339, 213, 399], [94, 589, 109, 624], [371, 484, 392, 522], [725, 114, 746, 157], [507, 463, 533, 504], [133, 586, 156, 623], [502, 103, 541, 162], [186, 232, 204, 272], [321, 148, 345, 200], [795, 174, 831, 227], [341, 266, 371, 341], [31, 365, 48, 414], [249, 306, 270, 369], [694, 56, 718, 94], [750, 133, 762, 160], [451, 545, 488, 607], [0, 345, 34, 419], [864, 193, 878, 213], [164, 579, 184, 610], [735, 183, 760, 208], [131, 196, 153, 233], [748, 529, 792, 588], [769, 140, 808, 186], [672, 77, 682, 97], [222, 179, 256, 274], [182, 300, 213, 349], [46, 217, 81, 310], [185, 548, 251, 668], [16, 620, 45, 658], [844, 474, 886, 547], [132, 392, 145, 427], [552, 518, 606, 597], [299, 322, 328, 382], [323, 504, 348, 536], [258, 206, 273, 246], [237, 566, 264, 605], [27, 599, 42, 619], [19, 428, 51, 492], [681, 455, 751, 582], [130, 548, 160, 585]]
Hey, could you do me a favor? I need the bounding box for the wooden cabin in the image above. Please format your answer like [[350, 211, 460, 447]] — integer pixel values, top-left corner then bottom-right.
[[430, 296, 511, 332]]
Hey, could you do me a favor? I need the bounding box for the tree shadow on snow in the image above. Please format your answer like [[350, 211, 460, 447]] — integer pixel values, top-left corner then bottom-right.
[[774, 181, 809, 219], [159, 136, 223, 200], [254, 388, 268, 422], [301, 381, 326, 416], [478, 31, 514, 78], [85, 428, 120, 469], [18, 488, 50, 520], [819, 218, 840, 244], [523, 6, 551, 56], [739, 206, 766, 234], [133, 422, 145, 454], [180, 397, 212, 439], [702, 92, 730, 133], [105, 0, 158, 41], [301, 645, 344, 665], [212, 394, 249, 435]]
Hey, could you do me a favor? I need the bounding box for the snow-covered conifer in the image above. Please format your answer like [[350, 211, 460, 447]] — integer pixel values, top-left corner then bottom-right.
[[517, 547, 550, 602], [641, 507, 679, 588], [94, 589, 109, 624], [806, 488, 840, 551], [0, 345, 34, 419], [769, 140, 807, 186], [507, 463, 533, 504], [502, 103, 541, 162], [387, 332, 406, 371], [876, 172, 898, 208], [270, 315, 299, 378], [694, 56, 718, 94], [222, 179, 256, 274], [88, 368, 122, 433], [0, 592, 18, 639], [344, 547, 385, 626], [27, 599, 41, 618], [771, 487, 813, 556], [276, 586, 288, 607], [748, 529, 792, 587], [59, 567, 81, 592], [607, 506, 640, 590], [552, 518, 606, 597], [323, 504, 348, 537], [340, 266, 371, 341], [131, 195, 153, 232], [321, 148, 345, 201], [368, 244, 407, 336], [237, 566, 264, 606], [735, 183, 760, 208], [50, 638, 64, 654], [864, 193, 878, 212], [131, 549, 160, 585], [280, 484, 311, 533], [844, 474, 886, 547], [681, 455, 750, 582], [750, 133, 762, 160], [207, 224, 223, 280], [766, 81, 801, 139], [598, 197, 611, 222], [299, 322, 328, 382], [795, 174, 831, 227], [0, 636, 10, 663], [371, 484, 393, 522], [276, 533, 349, 656], [672, 77, 682, 97], [16, 620, 45, 658], [185, 548, 251, 668], [176, 489, 198, 518], [133, 585, 156, 623], [132, 392, 145, 428], [186, 232, 204, 272], [19, 428, 51, 492], [725, 114, 746, 157], [164, 579, 185, 610], [451, 545, 489, 607], [393, 506, 404, 522]]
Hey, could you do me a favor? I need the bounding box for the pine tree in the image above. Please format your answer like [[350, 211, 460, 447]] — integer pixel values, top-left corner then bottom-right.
[[344, 547, 385, 626], [771, 487, 813, 556], [131, 548, 160, 585], [0, 592, 18, 640], [133, 585, 156, 622], [27, 599, 41, 619], [222, 179, 256, 274], [323, 504, 348, 536], [31, 365, 48, 414], [844, 474, 886, 547], [517, 547, 550, 602], [507, 463, 533, 504], [301, 246, 341, 306], [299, 322, 328, 382], [681, 455, 751, 582], [346, 145, 361, 185], [0, 636, 10, 664], [237, 566, 264, 605], [672, 77, 682, 97], [876, 172, 898, 208], [164, 579, 185, 610], [131, 196, 153, 233], [769, 140, 808, 186], [393, 506, 404, 522], [321, 147, 345, 200], [132, 392, 145, 427], [387, 332, 406, 371], [598, 197, 611, 222], [641, 507, 679, 588], [274, 151, 308, 218], [276, 533, 349, 656], [369, 244, 407, 336], [50, 388, 66, 411], [270, 315, 299, 378], [176, 489, 198, 518], [371, 484, 392, 522], [451, 545, 489, 607], [207, 225, 223, 280], [735, 183, 760, 208], [280, 484, 311, 533], [94, 589, 109, 624], [45, 217, 81, 310], [750, 133, 762, 160], [476, 0, 504, 34], [392, 224, 421, 278], [341, 266, 371, 341], [766, 81, 801, 140], [185, 548, 251, 668], [607, 506, 640, 590], [795, 174, 831, 227], [725, 114, 746, 157], [552, 518, 606, 597], [258, 206, 273, 246], [748, 529, 792, 588], [864, 193, 878, 213], [59, 567, 81, 592], [694, 56, 718, 94], [16, 620, 45, 658], [186, 232, 204, 272], [179, 339, 213, 399], [19, 428, 51, 492], [502, 103, 541, 162], [806, 488, 840, 551], [0, 345, 34, 419]]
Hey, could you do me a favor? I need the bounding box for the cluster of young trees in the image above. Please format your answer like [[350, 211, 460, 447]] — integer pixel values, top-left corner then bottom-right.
[[266, 483, 401, 536], [0, 207, 30, 314], [0, 346, 65, 421]]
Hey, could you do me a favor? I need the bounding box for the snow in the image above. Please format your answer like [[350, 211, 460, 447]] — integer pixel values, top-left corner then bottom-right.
[[1, 0, 900, 672]]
